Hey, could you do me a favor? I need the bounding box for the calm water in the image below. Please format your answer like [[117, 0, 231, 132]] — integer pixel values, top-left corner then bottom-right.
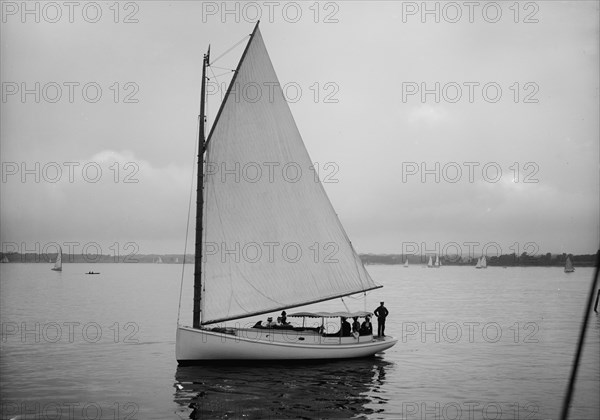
[[1, 263, 598, 419]]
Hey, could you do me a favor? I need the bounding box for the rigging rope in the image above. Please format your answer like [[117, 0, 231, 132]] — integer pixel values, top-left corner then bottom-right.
[[210, 65, 236, 72], [340, 297, 350, 312], [210, 70, 235, 80], [176, 116, 200, 326], [560, 250, 600, 419], [209, 35, 250, 66]]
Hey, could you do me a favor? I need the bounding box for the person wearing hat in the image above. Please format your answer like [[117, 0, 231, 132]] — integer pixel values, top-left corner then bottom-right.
[[279, 311, 289, 326], [265, 316, 277, 328], [373, 302, 389, 337]]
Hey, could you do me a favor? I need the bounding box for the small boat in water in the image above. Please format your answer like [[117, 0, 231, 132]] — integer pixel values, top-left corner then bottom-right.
[[86, 271, 100, 275], [427, 256, 433, 268], [564, 256, 575, 273], [404, 259, 409, 267], [434, 255, 441, 268], [475, 256, 487, 269], [175, 22, 397, 362], [51, 247, 62, 271]]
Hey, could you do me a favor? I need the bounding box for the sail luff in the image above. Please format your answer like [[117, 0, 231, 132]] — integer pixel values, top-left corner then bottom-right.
[[201, 284, 382, 325], [193, 46, 210, 329]]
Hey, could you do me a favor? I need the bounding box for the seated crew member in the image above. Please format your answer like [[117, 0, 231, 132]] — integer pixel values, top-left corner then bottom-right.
[[352, 317, 361, 334], [340, 317, 351, 337], [359, 315, 373, 336], [280, 311, 289, 325]]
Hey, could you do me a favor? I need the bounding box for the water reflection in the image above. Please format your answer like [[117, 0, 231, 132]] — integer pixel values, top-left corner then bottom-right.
[[173, 357, 394, 419]]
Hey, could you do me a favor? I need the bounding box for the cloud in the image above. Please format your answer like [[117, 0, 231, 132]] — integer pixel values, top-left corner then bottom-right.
[[1, 150, 193, 254]]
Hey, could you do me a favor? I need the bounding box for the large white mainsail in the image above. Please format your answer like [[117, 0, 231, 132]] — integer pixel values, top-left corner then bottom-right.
[[200, 27, 379, 325]]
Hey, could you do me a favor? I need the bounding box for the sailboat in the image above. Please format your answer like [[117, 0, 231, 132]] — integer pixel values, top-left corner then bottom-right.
[[427, 256, 433, 268], [475, 256, 487, 269], [51, 247, 62, 271], [404, 259, 408, 267], [1, 255, 8, 263], [564, 256, 575, 273], [175, 22, 397, 362], [434, 255, 440, 268]]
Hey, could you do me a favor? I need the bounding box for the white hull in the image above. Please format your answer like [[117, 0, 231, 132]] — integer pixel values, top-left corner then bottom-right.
[[176, 325, 397, 362]]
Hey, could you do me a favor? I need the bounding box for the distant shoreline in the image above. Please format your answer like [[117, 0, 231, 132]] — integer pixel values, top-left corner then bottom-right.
[[360, 253, 598, 267], [1, 252, 597, 267]]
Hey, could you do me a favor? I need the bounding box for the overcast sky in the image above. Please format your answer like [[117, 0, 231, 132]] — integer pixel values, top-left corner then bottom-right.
[[1, 1, 598, 259]]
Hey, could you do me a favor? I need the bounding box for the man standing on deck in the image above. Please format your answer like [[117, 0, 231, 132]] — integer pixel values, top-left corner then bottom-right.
[[374, 302, 389, 337]]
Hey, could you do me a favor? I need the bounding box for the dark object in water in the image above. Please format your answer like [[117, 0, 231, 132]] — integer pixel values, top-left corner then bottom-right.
[[86, 271, 100, 275]]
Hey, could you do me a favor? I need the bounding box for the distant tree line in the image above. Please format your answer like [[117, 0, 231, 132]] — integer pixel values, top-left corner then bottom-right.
[[0, 253, 194, 264], [360, 252, 598, 267], [1, 251, 597, 267]]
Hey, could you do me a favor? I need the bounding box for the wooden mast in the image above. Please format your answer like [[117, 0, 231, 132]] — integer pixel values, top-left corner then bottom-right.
[[193, 46, 210, 329], [193, 21, 260, 329]]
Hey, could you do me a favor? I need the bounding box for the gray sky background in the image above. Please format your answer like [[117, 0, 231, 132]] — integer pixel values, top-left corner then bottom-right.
[[1, 1, 598, 258]]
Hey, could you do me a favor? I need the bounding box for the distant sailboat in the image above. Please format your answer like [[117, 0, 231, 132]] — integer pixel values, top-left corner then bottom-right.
[[564, 256, 575, 273], [434, 255, 440, 268], [155, 256, 163, 264], [51, 247, 62, 271], [427, 256, 433, 268], [1, 255, 8, 263], [475, 256, 487, 269], [404, 259, 408, 268]]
